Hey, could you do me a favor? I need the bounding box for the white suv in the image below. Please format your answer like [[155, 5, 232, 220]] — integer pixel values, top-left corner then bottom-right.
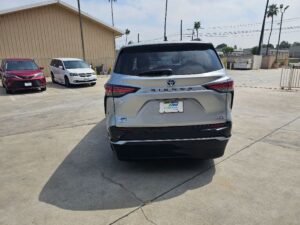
[[50, 58, 97, 87]]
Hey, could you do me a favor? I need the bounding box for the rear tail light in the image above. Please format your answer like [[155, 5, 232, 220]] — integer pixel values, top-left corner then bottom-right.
[[204, 80, 234, 93], [105, 84, 140, 97]]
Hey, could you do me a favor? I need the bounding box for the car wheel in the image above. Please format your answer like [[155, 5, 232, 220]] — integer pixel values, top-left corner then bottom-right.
[[110, 144, 130, 161], [64, 76, 71, 87], [5, 88, 12, 94], [41, 87, 47, 91], [90, 82, 96, 86], [51, 73, 56, 83]]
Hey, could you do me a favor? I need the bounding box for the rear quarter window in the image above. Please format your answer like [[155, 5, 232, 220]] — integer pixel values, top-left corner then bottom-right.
[[114, 43, 223, 76]]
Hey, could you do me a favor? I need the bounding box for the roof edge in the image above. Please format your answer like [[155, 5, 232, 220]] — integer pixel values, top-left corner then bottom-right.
[[0, 0, 123, 36]]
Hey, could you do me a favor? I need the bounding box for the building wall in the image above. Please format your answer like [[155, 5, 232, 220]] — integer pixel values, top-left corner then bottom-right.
[[290, 46, 300, 58], [0, 4, 116, 75]]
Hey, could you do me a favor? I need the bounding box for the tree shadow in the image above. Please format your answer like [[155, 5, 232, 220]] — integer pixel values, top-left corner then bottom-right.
[[39, 120, 216, 211]]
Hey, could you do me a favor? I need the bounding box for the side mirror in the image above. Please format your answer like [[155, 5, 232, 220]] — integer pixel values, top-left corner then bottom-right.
[[58, 66, 64, 70], [39, 67, 44, 70]]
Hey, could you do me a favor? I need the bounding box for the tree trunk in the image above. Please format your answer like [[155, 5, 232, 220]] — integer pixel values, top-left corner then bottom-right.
[[196, 29, 199, 38], [266, 17, 273, 56]]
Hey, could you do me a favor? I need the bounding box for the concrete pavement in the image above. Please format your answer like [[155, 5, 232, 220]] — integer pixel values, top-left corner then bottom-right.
[[0, 69, 299, 225]]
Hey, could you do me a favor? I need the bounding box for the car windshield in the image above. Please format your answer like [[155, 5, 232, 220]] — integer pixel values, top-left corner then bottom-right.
[[63, 60, 90, 69], [114, 43, 223, 76], [6, 60, 38, 71]]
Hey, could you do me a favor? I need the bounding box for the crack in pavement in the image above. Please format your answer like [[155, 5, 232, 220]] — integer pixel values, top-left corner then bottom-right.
[[140, 208, 158, 225], [109, 116, 300, 225], [100, 172, 145, 204]]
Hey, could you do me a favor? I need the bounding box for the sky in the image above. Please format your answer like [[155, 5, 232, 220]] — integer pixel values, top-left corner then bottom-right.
[[0, 0, 299, 49]]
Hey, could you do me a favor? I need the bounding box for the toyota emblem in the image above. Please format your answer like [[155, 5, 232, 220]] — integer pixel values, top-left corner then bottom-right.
[[167, 80, 176, 87]]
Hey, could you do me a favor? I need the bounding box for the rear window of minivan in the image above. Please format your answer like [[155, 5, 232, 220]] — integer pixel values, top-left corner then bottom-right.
[[114, 43, 223, 76]]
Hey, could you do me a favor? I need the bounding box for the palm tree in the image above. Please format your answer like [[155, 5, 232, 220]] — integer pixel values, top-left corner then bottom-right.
[[266, 4, 279, 56], [125, 29, 130, 45], [108, 0, 117, 26], [194, 21, 201, 39]]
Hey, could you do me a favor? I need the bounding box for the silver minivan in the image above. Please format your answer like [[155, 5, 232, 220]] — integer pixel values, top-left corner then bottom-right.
[[105, 41, 234, 160]]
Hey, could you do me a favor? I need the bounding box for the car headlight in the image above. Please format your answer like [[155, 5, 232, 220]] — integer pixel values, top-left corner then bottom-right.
[[5, 73, 22, 79], [69, 73, 78, 76], [34, 72, 44, 78]]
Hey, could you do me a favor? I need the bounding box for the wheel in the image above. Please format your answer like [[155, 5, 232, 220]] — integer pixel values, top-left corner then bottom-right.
[[41, 87, 47, 91], [90, 82, 96, 86], [5, 88, 12, 94], [51, 72, 56, 83], [110, 144, 130, 161], [64, 76, 71, 87]]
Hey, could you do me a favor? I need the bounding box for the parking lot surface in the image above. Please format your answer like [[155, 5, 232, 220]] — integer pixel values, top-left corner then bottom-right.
[[0, 69, 299, 225]]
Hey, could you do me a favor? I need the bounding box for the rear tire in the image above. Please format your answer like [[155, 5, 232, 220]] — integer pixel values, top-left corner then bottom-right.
[[51, 72, 56, 83], [64, 76, 71, 87], [110, 144, 130, 161], [90, 82, 96, 86], [6, 88, 12, 94], [41, 87, 47, 91]]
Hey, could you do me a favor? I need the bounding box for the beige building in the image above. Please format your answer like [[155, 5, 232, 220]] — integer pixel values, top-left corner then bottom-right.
[[0, 0, 123, 75]]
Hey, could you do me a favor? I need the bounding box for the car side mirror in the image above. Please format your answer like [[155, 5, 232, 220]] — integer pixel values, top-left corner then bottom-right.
[[39, 67, 44, 70], [59, 66, 64, 70]]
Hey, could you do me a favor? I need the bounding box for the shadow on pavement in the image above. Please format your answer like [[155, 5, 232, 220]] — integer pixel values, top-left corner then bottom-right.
[[39, 120, 215, 211], [46, 81, 94, 90]]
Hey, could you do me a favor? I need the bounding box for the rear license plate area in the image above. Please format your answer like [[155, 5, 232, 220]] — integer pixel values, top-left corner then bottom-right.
[[159, 100, 183, 113]]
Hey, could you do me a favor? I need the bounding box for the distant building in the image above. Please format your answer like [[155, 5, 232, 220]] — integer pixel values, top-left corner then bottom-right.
[[261, 48, 289, 60], [0, 0, 123, 74], [290, 46, 300, 58]]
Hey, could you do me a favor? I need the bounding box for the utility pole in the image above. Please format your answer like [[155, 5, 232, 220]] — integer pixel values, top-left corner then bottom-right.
[[180, 20, 183, 41], [138, 33, 140, 43], [164, 0, 168, 41], [275, 4, 289, 62], [110, 0, 115, 26], [77, 0, 86, 60], [187, 28, 194, 41], [257, 0, 269, 55]]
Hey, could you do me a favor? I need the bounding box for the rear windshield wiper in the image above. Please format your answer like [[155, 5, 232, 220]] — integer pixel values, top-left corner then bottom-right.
[[138, 69, 173, 76]]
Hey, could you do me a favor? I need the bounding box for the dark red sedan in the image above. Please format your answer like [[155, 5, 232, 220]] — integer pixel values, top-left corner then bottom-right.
[[0, 58, 46, 94]]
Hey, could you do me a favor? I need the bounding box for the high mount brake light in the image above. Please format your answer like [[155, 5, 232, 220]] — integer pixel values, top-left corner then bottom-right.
[[105, 84, 140, 97], [204, 80, 234, 92]]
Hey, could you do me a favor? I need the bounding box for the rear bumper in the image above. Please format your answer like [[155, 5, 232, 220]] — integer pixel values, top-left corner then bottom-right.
[[109, 122, 232, 142], [109, 122, 232, 159], [112, 138, 229, 159]]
